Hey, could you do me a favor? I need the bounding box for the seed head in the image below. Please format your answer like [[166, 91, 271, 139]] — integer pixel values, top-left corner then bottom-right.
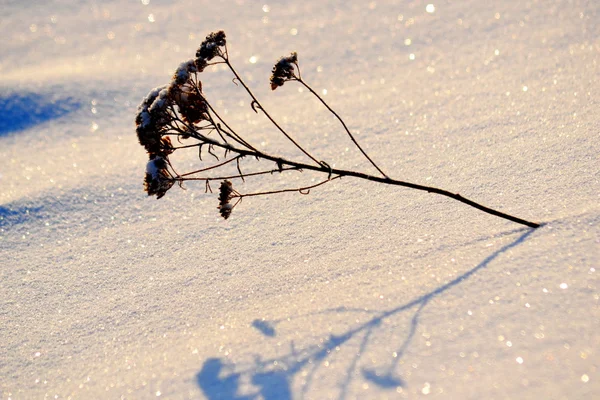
[[144, 156, 175, 199], [172, 59, 198, 86], [165, 59, 210, 125], [135, 85, 171, 155], [270, 52, 298, 90], [195, 30, 227, 71], [218, 180, 235, 219]]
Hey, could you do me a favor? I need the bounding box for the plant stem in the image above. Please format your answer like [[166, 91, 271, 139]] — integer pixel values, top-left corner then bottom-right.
[[189, 135, 540, 228], [298, 79, 388, 179], [238, 176, 342, 198], [178, 156, 241, 177], [189, 77, 258, 151], [222, 58, 322, 166], [175, 166, 300, 182]]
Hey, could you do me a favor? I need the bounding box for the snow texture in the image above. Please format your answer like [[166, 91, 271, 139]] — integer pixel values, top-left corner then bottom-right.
[[146, 158, 161, 179], [1, 0, 598, 399], [173, 60, 198, 85]]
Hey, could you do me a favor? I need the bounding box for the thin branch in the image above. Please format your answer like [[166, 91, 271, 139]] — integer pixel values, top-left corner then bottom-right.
[[178, 156, 242, 177], [236, 156, 245, 182], [171, 143, 203, 150], [221, 54, 322, 167], [297, 78, 388, 179], [238, 175, 341, 198], [181, 134, 540, 228], [207, 144, 219, 160], [189, 78, 258, 151], [174, 166, 301, 182]]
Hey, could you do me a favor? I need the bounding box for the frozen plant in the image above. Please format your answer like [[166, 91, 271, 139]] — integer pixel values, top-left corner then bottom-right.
[[135, 31, 540, 228]]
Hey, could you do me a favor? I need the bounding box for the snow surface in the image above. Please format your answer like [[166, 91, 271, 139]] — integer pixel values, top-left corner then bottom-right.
[[1, 0, 598, 399]]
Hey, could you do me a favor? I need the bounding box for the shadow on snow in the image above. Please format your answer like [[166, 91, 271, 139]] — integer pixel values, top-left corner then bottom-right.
[[0, 92, 80, 136], [0, 205, 45, 227], [196, 229, 535, 399]]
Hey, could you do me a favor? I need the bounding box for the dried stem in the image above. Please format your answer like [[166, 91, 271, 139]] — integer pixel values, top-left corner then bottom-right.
[[174, 166, 300, 182], [222, 55, 321, 167], [136, 30, 540, 228], [237, 175, 342, 199], [175, 135, 540, 228], [190, 75, 258, 152], [178, 155, 242, 177], [297, 78, 388, 179]]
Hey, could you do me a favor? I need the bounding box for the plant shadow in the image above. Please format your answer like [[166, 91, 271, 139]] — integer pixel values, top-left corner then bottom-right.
[[196, 229, 535, 399]]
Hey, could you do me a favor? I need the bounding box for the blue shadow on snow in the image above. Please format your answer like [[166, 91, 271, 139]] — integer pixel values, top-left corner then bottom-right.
[[196, 228, 536, 399], [0, 205, 44, 228], [0, 92, 80, 136]]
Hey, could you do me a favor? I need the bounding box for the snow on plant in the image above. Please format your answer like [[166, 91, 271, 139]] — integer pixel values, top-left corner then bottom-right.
[[135, 31, 539, 228]]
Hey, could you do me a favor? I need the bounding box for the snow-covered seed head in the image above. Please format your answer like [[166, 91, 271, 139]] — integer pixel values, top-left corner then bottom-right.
[[218, 180, 235, 219], [136, 86, 164, 129], [144, 156, 175, 199], [135, 85, 171, 154], [172, 59, 198, 85], [270, 52, 298, 90], [166, 59, 209, 125], [195, 30, 227, 71]]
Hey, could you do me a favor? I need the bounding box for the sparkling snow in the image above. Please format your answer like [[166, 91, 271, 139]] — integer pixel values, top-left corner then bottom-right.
[[1, 1, 598, 399]]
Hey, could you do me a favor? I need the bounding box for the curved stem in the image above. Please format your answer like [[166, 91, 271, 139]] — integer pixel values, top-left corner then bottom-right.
[[174, 166, 301, 182], [238, 176, 342, 198], [189, 76, 257, 151], [222, 57, 322, 166], [191, 136, 540, 228], [298, 78, 388, 179], [178, 156, 242, 177]]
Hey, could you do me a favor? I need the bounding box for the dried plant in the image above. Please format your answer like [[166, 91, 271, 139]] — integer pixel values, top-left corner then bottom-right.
[[135, 31, 540, 228]]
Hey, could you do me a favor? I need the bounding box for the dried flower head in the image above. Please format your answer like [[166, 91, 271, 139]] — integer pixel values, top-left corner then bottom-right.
[[155, 136, 174, 157], [270, 52, 298, 90], [172, 59, 198, 86], [168, 60, 209, 125], [174, 87, 209, 125], [136, 85, 172, 154], [144, 156, 175, 199], [195, 30, 227, 72], [218, 180, 235, 219]]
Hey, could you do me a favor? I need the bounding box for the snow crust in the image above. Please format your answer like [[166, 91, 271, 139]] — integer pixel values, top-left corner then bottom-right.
[[1, 0, 598, 399]]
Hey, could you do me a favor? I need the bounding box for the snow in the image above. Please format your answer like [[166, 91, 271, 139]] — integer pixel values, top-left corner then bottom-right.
[[1, 0, 598, 399], [145, 158, 161, 178], [174, 60, 198, 84], [138, 85, 167, 128]]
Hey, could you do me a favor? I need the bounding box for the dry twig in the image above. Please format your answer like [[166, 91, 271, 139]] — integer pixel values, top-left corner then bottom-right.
[[135, 31, 540, 228]]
